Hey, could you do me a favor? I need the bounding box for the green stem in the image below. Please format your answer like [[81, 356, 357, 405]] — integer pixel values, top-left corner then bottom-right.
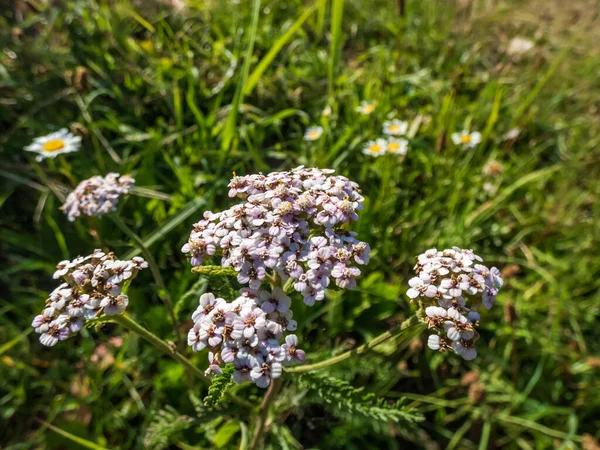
[[112, 314, 207, 381], [110, 214, 181, 347], [249, 377, 283, 450], [285, 314, 423, 373], [111, 314, 253, 409]]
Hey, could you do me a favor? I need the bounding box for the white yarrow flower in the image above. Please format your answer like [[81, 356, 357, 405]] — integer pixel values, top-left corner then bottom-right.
[[451, 130, 482, 149], [355, 101, 375, 115], [386, 137, 408, 155], [383, 119, 408, 136], [304, 126, 323, 141], [24, 129, 81, 161], [362, 138, 387, 157]]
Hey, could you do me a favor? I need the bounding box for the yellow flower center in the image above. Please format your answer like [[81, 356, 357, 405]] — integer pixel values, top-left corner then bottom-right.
[[363, 104, 374, 114], [460, 135, 472, 144], [369, 145, 381, 153], [308, 131, 320, 139], [42, 139, 66, 152], [388, 142, 400, 152], [390, 125, 401, 133]]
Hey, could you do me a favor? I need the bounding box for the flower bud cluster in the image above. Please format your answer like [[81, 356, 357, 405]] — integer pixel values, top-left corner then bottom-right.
[[62, 173, 135, 222], [31, 250, 147, 346], [188, 290, 305, 388], [182, 167, 370, 305], [408, 247, 503, 360]]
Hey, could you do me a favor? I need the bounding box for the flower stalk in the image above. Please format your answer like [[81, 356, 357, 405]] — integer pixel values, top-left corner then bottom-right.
[[249, 376, 283, 450], [285, 314, 423, 373], [111, 314, 254, 409], [111, 314, 207, 382], [110, 214, 182, 347]]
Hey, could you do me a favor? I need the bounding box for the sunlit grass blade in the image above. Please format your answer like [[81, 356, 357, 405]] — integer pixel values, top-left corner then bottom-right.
[[466, 165, 560, 227], [244, 1, 321, 95], [512, 40, 573, 124], [123, 197, 206, 259], [328, 0, 344, 97], [221, 0, 262, 152]]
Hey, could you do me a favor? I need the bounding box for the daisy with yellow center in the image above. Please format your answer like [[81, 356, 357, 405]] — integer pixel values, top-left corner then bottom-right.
[[383, 119, 408, 136], [362, 138, 387, 157], [386, 137, 408, 156], [451, 130, 482, 149], [24, 129, 82, 162], [304, 126, 323, 141], [356, 101, 375, 115]]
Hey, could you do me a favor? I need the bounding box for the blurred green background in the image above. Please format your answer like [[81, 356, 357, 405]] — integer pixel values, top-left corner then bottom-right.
[[1, 0, 599, 448]]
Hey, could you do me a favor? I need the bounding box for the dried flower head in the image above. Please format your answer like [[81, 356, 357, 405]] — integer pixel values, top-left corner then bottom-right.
[[483, 160, 504, 177], [61, 173, 134, 222], [24, 129, 81, 161], [408, 247, 503, 361], [32, 250, 147, 346]]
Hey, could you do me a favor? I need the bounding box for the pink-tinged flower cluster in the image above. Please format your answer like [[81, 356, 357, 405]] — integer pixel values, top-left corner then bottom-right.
[[408, 247, 503, 361], [182, 167, 370, 305], [183, 167, 370, 388], [189, 290, 304, 388], [32, 250, 147, 346], [61, 173, 135, 222]]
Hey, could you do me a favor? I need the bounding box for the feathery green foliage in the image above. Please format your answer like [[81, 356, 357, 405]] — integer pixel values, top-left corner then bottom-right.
[[297, 372, 423, 424], [143, 406, 194, 450], [204, 364, 236, 409]]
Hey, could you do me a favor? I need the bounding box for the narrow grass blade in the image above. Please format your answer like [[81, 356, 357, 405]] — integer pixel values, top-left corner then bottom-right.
[[0, 329, 33, 356], [221, 0, 261, 151], [512, 40, 573, 124], [478, 419, 492, 450], [328, 0, 345, 97], [39, 420, 108, 450], [245, 1, 321, 95], [466, 165, 560, 227], [123, 197, 205, 259]]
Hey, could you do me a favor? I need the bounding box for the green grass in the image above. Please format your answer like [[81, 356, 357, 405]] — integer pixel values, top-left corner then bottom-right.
[[1, 0, 599, 448]]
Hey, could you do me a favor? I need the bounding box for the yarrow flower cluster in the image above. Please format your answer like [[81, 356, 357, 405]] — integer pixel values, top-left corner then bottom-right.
[[31, 250, 147, 346], [188, 290, 304, 388], [24, 128, 82, 161], [61, 173, 135, 222], [182, 167, 370, 387], [408, 247, 503, 361]]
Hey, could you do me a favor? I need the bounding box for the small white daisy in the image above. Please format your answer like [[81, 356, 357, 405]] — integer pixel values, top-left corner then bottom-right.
[[355, 101, 375, 115], [304, 126, 323, 141], [362, 138, 387, 157], [383, 119, 408, 136], [386, 137, 408, 155], [451, 130, 482, 149], [24, 129, 82, 162]]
